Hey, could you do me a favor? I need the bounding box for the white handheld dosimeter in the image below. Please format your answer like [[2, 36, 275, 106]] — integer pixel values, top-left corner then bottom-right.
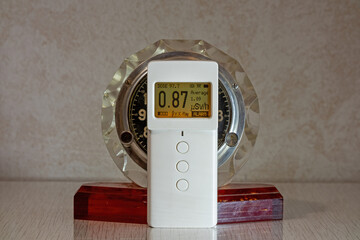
[[147, 60, 218, 228]]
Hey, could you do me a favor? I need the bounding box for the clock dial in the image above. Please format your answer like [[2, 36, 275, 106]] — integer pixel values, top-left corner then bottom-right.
[[128, 76, 231, 153]]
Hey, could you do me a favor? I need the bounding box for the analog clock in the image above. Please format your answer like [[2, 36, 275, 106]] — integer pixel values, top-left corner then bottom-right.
[[102, 40, 260, 187]]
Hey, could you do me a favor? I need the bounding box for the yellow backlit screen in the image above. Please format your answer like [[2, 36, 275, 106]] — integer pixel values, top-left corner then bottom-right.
[[155, 82, 212, 118]]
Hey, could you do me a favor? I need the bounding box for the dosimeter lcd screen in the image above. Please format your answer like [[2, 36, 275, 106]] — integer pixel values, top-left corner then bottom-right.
[[155, 82, 212, 118]]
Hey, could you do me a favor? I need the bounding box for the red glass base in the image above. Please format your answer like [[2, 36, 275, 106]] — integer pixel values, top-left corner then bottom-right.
[[74, 182, 283, 224]]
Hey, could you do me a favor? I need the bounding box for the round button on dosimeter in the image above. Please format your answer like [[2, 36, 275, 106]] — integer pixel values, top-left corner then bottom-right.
[[176, 179, 189, 191], [176, 141, 189, 153], [176, 160, 189, 173]]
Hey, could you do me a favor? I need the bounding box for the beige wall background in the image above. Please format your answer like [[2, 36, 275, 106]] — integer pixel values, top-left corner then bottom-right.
[[1, 0, 359, 182]]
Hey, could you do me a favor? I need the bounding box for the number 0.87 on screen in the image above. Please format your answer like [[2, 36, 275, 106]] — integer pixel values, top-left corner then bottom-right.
[[154, 82, 212, 118]]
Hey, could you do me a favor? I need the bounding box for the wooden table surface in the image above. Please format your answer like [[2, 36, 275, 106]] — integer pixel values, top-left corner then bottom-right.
[[0, 181, 359, 240]]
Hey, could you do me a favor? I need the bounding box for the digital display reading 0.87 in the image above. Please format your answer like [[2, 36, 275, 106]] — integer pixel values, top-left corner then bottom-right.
[[154, 82, 212, 118]]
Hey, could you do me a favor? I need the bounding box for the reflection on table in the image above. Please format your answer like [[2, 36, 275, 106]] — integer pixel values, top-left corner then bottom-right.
[[74, 220, 283, 240]]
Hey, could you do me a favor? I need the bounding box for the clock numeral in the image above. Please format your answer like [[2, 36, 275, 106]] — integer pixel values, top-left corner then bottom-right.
[[143, 126, 148, 138], [138, 109, 146, 121], [218, 110, 224, 122]]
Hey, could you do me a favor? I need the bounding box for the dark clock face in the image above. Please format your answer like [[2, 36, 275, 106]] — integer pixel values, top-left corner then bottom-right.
[[128, 76, 231, 153]]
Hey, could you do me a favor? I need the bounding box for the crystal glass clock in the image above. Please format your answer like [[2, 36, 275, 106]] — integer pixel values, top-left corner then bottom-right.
[[102, 39, 259, 187]]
